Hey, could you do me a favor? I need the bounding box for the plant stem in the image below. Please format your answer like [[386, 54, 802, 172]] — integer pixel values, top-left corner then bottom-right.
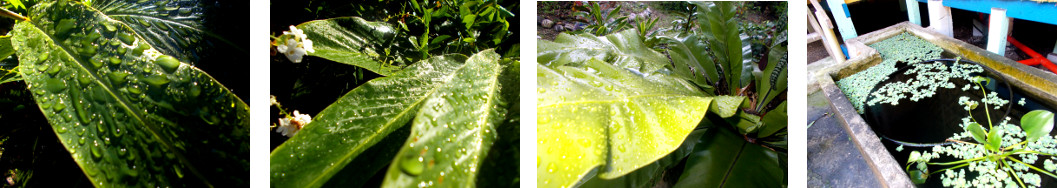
[[928, 162, 971, 175], [1002, 158, 1027, 188], [929, 156, 987, 166], [1003, 141, 1029, 151], [0, 7, 26, 21], [977, 82, 994, 129]]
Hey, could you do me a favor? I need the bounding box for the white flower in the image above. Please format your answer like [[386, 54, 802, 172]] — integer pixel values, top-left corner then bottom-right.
[[302, 38, 314, 53], [276, 25, 314, 63], [270, 95, 279, 106], [275, 110, 313, 137], [282, 38, 307, 63]]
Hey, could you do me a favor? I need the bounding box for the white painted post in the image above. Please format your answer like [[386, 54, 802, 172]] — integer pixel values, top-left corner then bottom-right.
[[987, 8, 1009, 55], [826, 0, 858, 40], [906, 0, 921, 25], [927, 0, 953, 37]]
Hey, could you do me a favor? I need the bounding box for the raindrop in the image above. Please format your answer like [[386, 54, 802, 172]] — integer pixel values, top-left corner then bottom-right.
[[155, 55, 180, 73]]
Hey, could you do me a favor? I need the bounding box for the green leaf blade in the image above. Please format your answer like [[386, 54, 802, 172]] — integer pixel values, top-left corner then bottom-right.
[[1022, 110, 1054, 142], [382, 49, 506, 187], [269, 54, 468, 188], [13, 1, 248, 186], [674, 127, 784, 188], [298, 17, 409, 76], [90, 0, 211, 62], [967, 122, 987, 144]]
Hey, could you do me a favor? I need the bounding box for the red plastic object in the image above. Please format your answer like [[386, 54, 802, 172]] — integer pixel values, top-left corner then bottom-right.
[[1007, 36, 1057, 73]]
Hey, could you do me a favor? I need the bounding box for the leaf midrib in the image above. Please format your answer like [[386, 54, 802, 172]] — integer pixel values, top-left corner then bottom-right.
[[285, 60, 469, 188], [464, 58, 503, 182], [24, 3, 210, 186]]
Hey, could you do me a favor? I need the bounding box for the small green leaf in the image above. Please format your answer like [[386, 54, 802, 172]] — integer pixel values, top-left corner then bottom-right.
[[709, 95, 745, 118], [909, 167, 928, 184], [967, 122, 987, 144], [1022, 110, 1054, 142], [987, 125, 1003, 151]]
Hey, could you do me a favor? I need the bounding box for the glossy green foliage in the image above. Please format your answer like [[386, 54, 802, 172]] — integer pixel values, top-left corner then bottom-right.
[[692, 1, 751, 95], [270, 50, 515, 188], [400, 0, 517, 58], [90, 0, 209, 62], [298, 17, 410, 76], [382, 50, 506, 187], [537, 30, 712, 188], [11, 1, 248, 186], [1022, 110, 1055, 142], [662, 34, 717, 91], [538, 30, 669, 75], [270, 54, 466, 188], [675, 127, 785, 188]]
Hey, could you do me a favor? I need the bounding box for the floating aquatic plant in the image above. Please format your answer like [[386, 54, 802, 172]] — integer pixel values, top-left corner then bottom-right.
[[896, 76, 1057, 188], [837, 32, 943, 113]]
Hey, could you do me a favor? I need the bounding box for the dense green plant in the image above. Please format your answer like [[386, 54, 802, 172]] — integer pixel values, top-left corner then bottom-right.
[[0, 0, 248, 187], [574, 2, 631, 36], [269, 1, 520, 187], [537, 1, 786, 187]]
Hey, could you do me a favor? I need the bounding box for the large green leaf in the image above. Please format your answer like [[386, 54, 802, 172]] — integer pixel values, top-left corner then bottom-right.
[[89, 0, 213, 62], [298, 17, 412, 76], [580, 128, 709, 188], [12, 1, 248, 186], [694, 1, 751, 94], [537, 34, 712, 186], [756, 45, 787, 109], [382, 49, 506, 187], [270, 53, 468, 188], [538, 29, 668, 75], [674, 127, 784, 187]]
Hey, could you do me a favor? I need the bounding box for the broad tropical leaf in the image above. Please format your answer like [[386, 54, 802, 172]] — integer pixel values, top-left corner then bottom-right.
[[674, 127, 784, 188], [538, 30, 668, 75], [693, 1, 751, 94], [756, 45, 787, 109], [90, 0, 212, 62], [580, 128, 708, 188], [12, 1, 248, 186], [538, 31, 712, 187], [298, 17, 413, 76], [382, 50, 506, 187], [270, 53, 467, 188]]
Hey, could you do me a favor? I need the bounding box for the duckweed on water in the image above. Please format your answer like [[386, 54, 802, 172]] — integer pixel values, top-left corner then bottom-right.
[[836, 32, 943, 113]]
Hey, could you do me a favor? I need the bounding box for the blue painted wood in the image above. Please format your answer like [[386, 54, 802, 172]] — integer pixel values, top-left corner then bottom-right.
[[942, 0, 1057, 25]]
